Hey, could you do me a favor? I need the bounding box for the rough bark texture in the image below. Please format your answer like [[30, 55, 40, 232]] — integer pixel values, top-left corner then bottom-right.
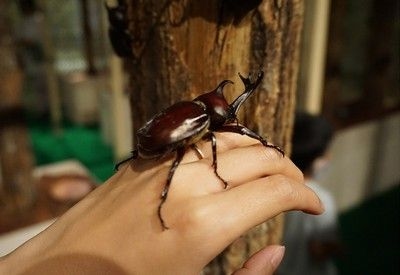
[[125, 0, 303, 273], [0, 1, 36, 217]]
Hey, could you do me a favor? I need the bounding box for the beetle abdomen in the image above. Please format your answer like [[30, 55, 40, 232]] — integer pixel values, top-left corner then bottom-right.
[[137, 101, 209, 158]]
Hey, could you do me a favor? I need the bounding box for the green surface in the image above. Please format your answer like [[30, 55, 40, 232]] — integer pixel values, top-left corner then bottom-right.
[[336, 185, 400, 275], [29, 122, 115, 182]]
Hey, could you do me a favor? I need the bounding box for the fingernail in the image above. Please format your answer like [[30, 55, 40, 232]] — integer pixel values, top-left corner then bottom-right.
[[270, 245, 285, 268]]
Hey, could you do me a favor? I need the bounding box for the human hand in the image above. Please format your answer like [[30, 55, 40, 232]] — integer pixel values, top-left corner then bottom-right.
[[0, 132, 323, 274]]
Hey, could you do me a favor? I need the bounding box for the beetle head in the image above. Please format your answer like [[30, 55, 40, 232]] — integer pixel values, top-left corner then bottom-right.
[[194, 71, 264, 130]]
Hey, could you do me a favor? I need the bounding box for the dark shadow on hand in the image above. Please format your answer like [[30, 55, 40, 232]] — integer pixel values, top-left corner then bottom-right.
[[22, 253, 128, 275]]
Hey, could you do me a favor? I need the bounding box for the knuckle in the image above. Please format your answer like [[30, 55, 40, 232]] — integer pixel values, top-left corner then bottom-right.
[[286, 157, 305, 182], [256, 144, 281, 163], [177, 201, 208, 232], [296, 167, 305, 182], [272, 176, 299, 205], [198, 159, 220, 177]]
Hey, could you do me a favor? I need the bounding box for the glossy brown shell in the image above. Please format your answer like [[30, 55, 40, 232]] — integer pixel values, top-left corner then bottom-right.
[[137, 101, 209, 158]]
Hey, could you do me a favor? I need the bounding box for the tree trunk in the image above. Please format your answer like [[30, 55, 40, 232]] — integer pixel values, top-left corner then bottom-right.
[[124, 0, 303, 273]]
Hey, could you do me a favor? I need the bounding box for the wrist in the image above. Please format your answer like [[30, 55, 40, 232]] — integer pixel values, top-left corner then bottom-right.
[[0, 250, 33, 275], [0, 232, 51, 275]]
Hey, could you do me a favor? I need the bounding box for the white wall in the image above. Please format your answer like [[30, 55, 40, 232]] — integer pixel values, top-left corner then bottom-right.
[[319, 112, 400, 211]]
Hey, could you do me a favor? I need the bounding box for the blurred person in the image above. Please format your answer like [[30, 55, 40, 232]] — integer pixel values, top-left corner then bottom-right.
[[278, 111, 341, 275]]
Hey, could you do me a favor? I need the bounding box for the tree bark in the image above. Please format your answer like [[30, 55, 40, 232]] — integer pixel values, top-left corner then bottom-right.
[[124, 0, 303, 273]]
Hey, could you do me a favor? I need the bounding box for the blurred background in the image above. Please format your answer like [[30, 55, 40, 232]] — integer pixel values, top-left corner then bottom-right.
[[0, 0, 398, 274]]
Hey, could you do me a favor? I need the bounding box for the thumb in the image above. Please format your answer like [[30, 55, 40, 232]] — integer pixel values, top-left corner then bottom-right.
[[232, 245, 285, 275]]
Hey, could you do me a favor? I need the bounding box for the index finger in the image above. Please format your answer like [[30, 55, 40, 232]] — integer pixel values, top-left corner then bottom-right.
[[173, 144, 301, 195], [192, 175, 323, 251], [181, 131, 271, 163]]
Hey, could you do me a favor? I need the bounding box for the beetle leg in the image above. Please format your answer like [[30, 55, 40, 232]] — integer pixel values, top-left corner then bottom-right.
[[234, 117, 240, 127], [203, 132, 229, 189], [114, 150, 139, 171], [217, 125, 285, 156], [191, 144, 205, 159], [158, 146, 186, 230]]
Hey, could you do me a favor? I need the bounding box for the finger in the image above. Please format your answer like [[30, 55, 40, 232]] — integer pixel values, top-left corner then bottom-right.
[[232, 245, 285, 275], [181, 131, 263, 163], [198, 175, 323, 243], [173, 144, 302, 194], [214, 144, 302, 184]]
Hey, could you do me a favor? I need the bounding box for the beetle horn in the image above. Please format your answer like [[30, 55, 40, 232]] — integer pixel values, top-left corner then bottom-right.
[[228, 71, 264, 118], [216, 79, 234, 95]]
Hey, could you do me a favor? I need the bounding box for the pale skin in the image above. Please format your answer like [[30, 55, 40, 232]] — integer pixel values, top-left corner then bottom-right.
[[0, 132, 323, 274]]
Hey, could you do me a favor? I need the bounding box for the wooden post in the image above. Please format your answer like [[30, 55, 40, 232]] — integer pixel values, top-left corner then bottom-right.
[[124, 0, 303, 272]]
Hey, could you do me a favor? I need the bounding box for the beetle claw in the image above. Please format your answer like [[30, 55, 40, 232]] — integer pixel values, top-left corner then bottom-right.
[[158, 201, 169, 230]]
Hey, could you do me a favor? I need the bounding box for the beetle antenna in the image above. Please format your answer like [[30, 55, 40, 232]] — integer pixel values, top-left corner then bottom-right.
[[216, 79, 234, 95], [228, 71, 264, 119]]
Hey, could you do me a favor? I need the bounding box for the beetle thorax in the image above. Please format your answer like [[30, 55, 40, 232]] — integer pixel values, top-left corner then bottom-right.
[[194, 93, 229, 130]]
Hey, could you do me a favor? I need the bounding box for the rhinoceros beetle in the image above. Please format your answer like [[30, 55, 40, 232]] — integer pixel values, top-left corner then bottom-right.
[[105, 0, 132, 58], [116, 71, 283, 229]]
